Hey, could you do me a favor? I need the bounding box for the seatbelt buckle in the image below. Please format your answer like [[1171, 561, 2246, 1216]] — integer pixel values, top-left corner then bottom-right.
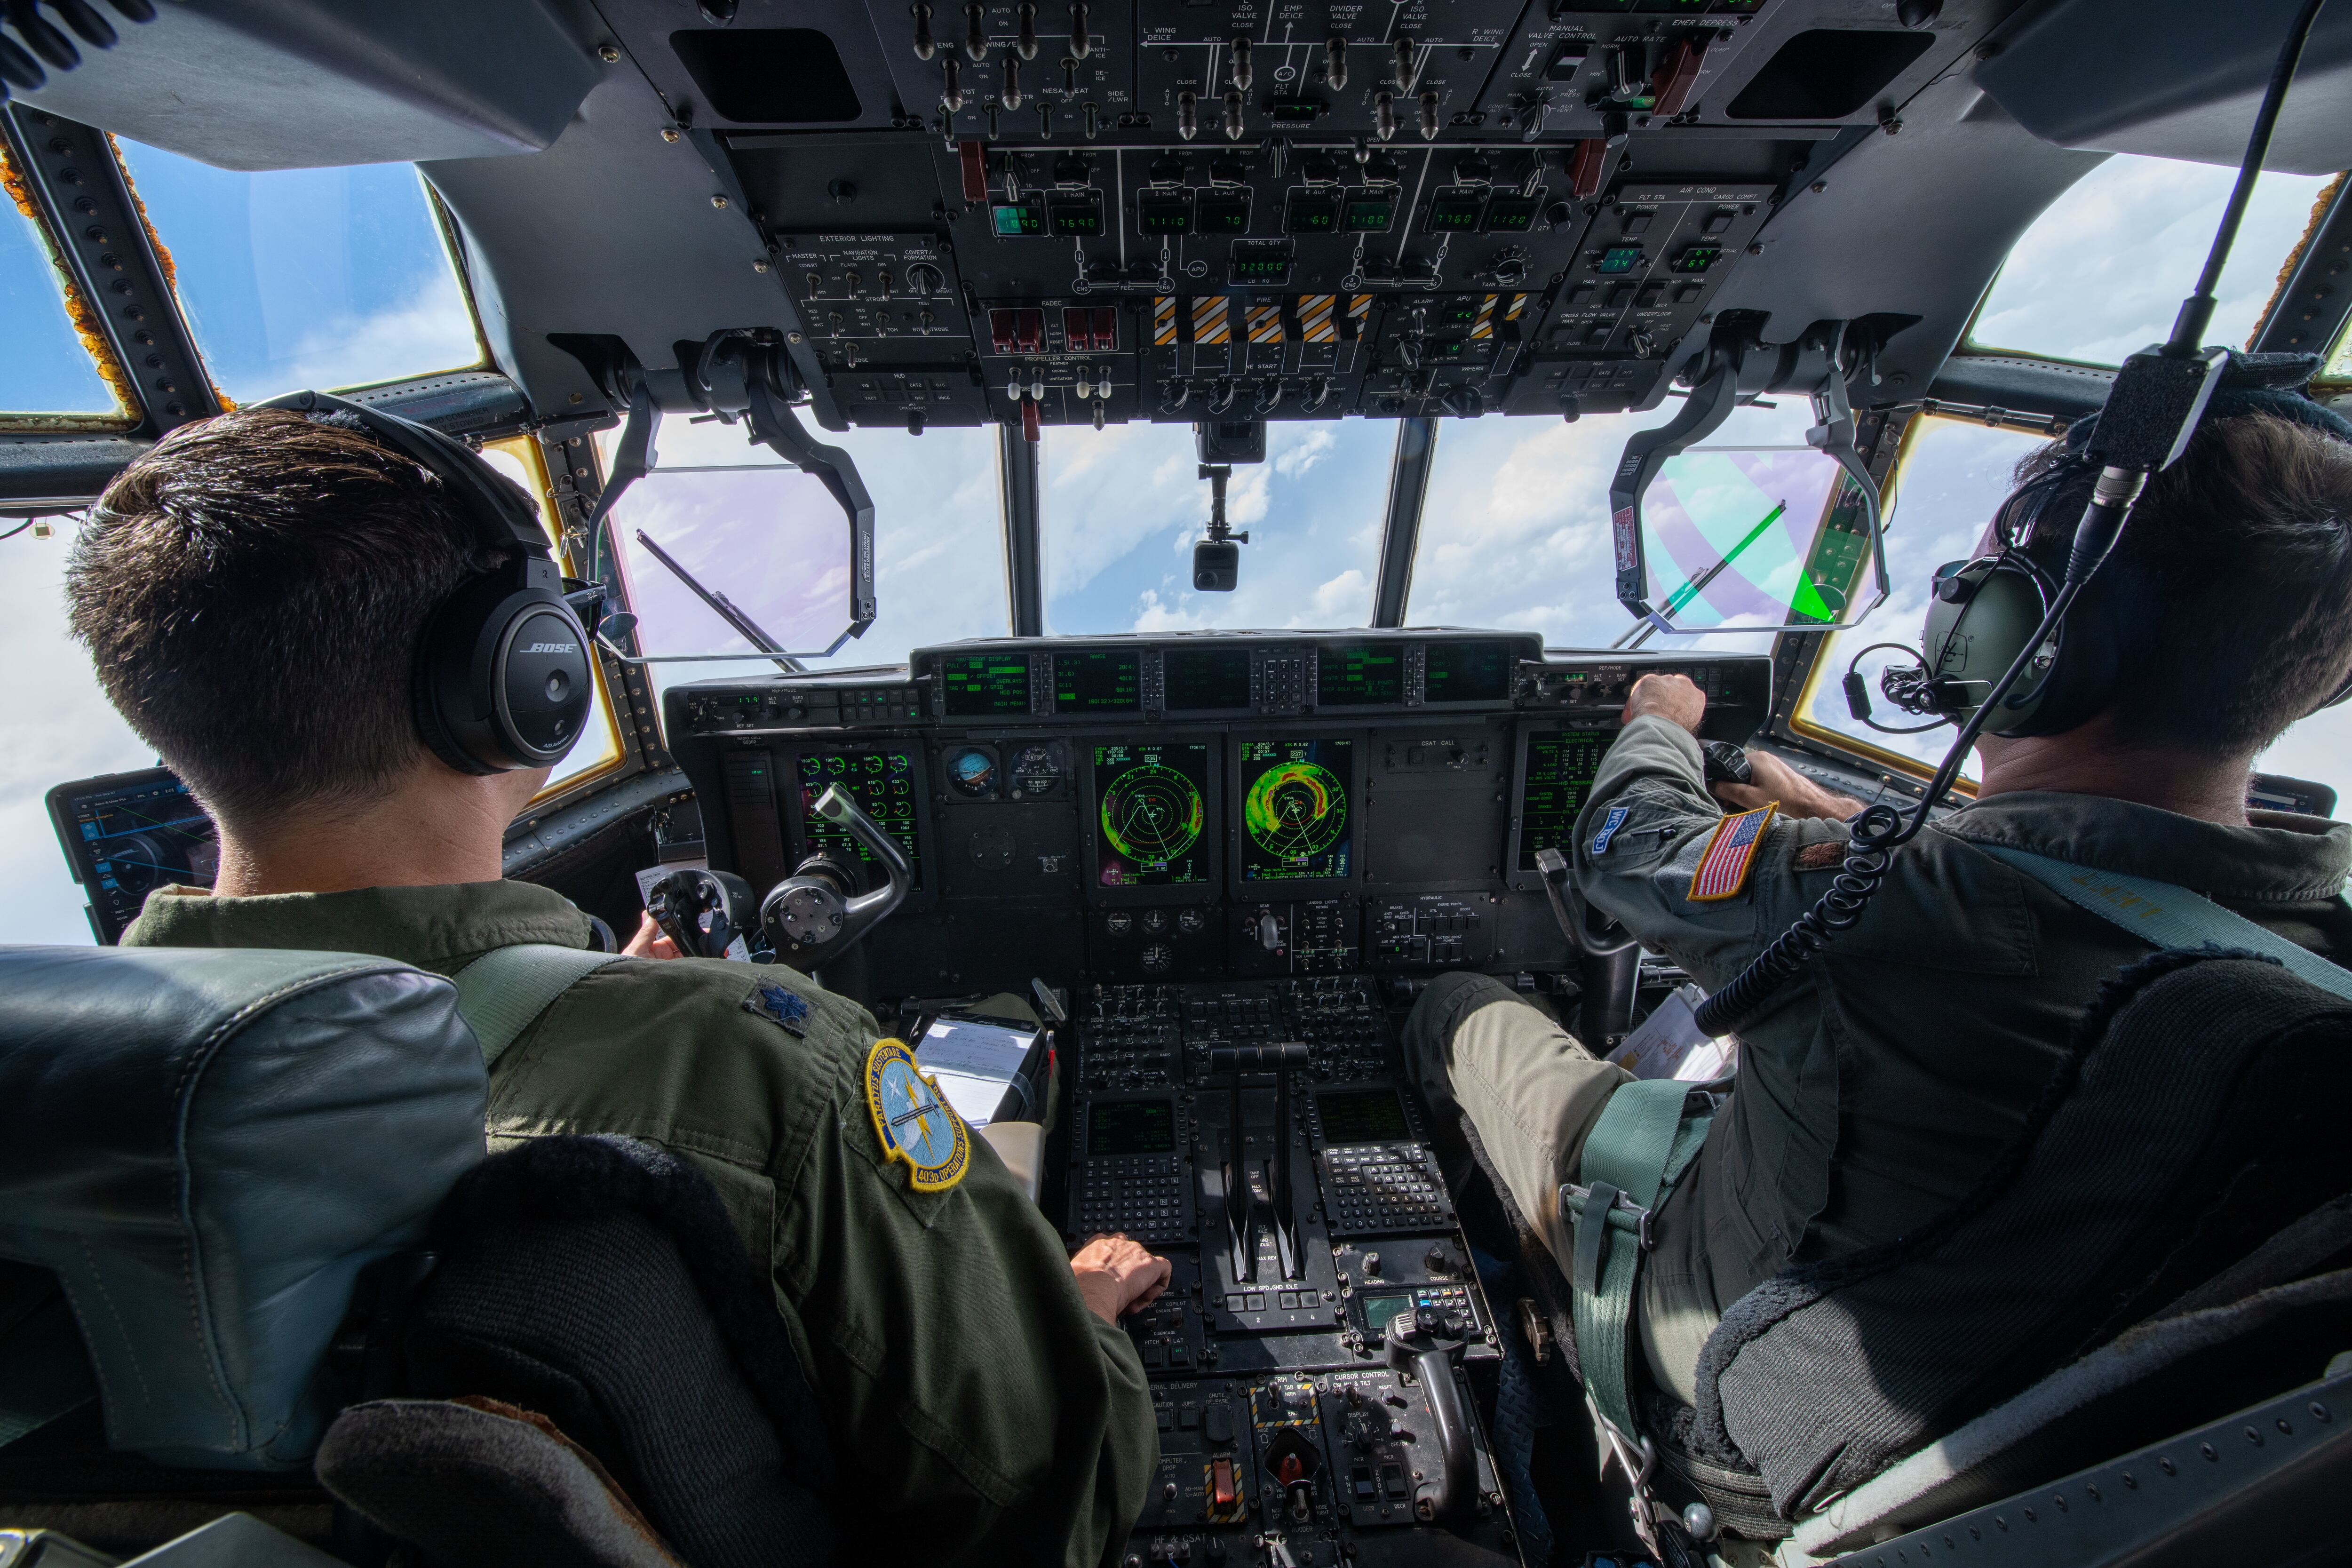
[[1562, 1179, 1655, 1251]]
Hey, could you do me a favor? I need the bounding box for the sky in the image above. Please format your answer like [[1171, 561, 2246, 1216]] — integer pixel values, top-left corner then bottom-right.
[[6, 143, 2351, 945]]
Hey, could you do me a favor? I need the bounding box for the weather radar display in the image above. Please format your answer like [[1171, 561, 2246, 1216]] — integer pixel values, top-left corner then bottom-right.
[[1093, 743, 1210, 887], [1239, 739, 1354, 882]]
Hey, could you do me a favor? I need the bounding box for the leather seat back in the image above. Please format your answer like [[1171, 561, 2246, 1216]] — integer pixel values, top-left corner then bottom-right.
[[0, 946, 486, 1471]]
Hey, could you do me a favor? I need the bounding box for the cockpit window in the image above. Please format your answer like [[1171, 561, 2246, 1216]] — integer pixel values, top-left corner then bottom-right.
[[1966, 155, 2337, 366], [1410, 399, 1814, 647], [599, 418, 1006, 716], [0, 146, 130, 422], [109, 140, 484, 403], [1043, 421, 1391, 633]]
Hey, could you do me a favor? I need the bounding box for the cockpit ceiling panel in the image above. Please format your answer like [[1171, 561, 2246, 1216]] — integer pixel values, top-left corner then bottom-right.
[[10, 0, 603, 172]]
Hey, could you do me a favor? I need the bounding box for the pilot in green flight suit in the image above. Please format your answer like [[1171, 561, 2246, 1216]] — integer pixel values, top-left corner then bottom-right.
[[67, 406, 1168, 1568], [1405, 397, 2352, 1408]]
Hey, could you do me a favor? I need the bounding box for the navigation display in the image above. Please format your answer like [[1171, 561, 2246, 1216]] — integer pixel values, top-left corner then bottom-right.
[[1093, 742, 1211, 888], [1054, 649, 1143, 714], [795, 748, 923, 889], [1425, 641, 1512, 703], [1089, 1098, 1177, 1156], [941, 653, 1031, 716], [1238, 738, 1354, 883], [1318, 1088, 1410, 1144], [1163, 646, 1253, 711], [47, 768, 218, 944], [1516, 730, 1610, 872], [1318, 645, 1403, 706]]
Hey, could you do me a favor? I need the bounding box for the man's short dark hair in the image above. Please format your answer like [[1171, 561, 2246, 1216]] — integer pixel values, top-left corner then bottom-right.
[[2012, 411, 2352, 757], [66, 406, 498, 825]]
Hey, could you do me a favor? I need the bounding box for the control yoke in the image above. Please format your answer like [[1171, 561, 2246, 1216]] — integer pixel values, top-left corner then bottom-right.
[[759, 784, 913, 962], [645, 867, 759, 960], [1384, 1310, 1477, 1524], [1535, 846, 1642, 1047]]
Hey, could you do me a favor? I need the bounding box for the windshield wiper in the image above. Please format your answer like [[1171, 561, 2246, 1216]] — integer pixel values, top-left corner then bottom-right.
[[633, 530, 804, 674]]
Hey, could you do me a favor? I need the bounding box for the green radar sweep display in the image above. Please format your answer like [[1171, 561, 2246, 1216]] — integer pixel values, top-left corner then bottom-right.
[[1239, 738, 1353, 882], [1093, 742, 1210, 887]]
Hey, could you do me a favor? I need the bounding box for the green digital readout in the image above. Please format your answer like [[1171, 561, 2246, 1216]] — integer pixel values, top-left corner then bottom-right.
[[1673, 245, 1723, 273], [1228, 241, 1293, 285], [1483, 192, 1540, 232], [1137, 192, 1193, 235], [1284, 188, 1340, 235], [1197, 192, 1252, 234], [1049, 190, 1104, 238], [1053, 649, 1142, 713], [991, 198, 1046, 237], [1426, 188, 1486, 231], [1317, 645, 1403, 706], [940, 654, 1031, 716], [1515, 729, 1610, 872], [1597, 245, 1644, 273], [1343, 190, 1397, 232]]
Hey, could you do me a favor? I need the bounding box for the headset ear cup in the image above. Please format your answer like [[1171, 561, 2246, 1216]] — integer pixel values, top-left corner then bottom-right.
[[412, 569, 593, 775], [414, 573, 511, 776]]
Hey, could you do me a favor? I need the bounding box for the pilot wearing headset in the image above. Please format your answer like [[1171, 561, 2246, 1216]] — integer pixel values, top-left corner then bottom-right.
[[65, 397, 1168, 1567], [1403, 353, 2352, 1412]]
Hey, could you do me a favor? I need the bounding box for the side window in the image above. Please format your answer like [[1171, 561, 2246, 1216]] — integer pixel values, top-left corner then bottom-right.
[[1, 143, 132, 422], [1789, 415, 2052, 781]]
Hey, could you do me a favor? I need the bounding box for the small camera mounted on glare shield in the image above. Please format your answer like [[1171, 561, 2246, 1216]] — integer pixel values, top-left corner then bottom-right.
[[1192, 419, 1264, 592]]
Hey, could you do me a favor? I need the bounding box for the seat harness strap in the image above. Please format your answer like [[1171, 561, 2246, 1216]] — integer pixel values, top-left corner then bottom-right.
[[452, 944, 624, 1068], [1978, 845, 2352, 1002]]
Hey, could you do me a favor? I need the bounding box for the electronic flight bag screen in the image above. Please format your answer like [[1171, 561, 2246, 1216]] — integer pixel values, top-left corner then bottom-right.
[[795, 748, 924, 888], [1238, 737, 1354, 883], [1516, 729, 1611, 872], [47, 768, 219, 945]]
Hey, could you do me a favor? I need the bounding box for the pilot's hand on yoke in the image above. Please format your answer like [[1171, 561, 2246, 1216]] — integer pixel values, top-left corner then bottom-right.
[[622, 911, 683, 960], [1716, 750, 1867, 821], [1070, 1233, 1174, 1325], [1626, 671, 1707, 733]]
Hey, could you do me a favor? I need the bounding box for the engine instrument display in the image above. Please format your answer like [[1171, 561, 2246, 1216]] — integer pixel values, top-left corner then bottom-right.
[[796, 748, 924, 887], [942, 654, 1032, 717], [1515, 730, 1611, 872], [1163, 646, 1254, 712], [1055, 650, 1143, 714], [1318, 645, 1404, 707], [1238, 738, 1354, 883], [1094, 742, 1211, 888]]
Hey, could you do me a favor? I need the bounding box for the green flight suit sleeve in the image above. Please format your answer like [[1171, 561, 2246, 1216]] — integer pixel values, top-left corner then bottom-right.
[[1569, 715, 1855, 990], [488, 959, 1157, 1568]]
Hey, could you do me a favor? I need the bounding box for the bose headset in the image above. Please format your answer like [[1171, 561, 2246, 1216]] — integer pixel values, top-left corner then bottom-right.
[[255, 390, 601, 777]]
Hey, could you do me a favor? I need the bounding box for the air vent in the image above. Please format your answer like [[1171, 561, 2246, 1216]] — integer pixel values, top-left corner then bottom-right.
[[669, 29, 862, 123], [1726, 29, 1936, 120]]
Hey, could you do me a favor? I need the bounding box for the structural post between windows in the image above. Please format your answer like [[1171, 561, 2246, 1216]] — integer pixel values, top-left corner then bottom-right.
[[1372, 417, 1438, 629], [1000, 421, 1044, 637]]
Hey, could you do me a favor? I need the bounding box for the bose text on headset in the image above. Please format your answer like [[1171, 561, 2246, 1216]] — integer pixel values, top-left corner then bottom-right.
[[254, 390, 602, 778]]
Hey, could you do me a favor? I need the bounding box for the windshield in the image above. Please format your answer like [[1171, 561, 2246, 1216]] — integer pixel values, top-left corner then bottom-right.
[[112, 140, 484, 401], [2, 146, 127, 421], [1970, 154, 2337, 366], [1042, 420, 1391, 633]]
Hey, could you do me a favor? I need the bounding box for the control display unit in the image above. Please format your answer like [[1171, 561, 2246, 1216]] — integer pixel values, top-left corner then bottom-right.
[[1236, 738, 1355, 886], [1055, 649, 1144, 715], [46, 768, 219, 945], [941, 653, 1033, 717], [1092, 741, 1214, 891]]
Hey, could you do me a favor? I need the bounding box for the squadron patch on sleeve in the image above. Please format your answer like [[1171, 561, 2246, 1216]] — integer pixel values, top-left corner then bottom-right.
[[1687, 803, 1779, 902], [743, 983, 811, 1037], [1590, 805, 1630, 856], [862, 1038, 970, 1193]]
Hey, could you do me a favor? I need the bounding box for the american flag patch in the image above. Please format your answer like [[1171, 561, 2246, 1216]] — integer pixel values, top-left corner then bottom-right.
[[1687, 803, 1779, 903]]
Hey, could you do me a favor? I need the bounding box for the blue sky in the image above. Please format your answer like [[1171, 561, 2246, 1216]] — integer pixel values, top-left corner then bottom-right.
[[5, 145, 2350, 945]]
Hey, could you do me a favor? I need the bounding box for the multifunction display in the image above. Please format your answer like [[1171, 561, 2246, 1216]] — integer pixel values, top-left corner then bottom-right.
[[1163, 646, 1253, 712], [941, 654, 1031, 716], [1094, 741, 1212, 888], [1425, 641, 1512, 703], [1055, 649, 1143, 714], [1317, 1088, 1411, 1145], [1238, 738, 1354, 883], [796, 748, 923, 887], [1318, 645, 1403, 707], [1516, 730, 1611, 872]]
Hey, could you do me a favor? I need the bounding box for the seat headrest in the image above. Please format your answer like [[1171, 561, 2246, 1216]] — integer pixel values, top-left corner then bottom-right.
[[0, 946, 487, 1470]]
